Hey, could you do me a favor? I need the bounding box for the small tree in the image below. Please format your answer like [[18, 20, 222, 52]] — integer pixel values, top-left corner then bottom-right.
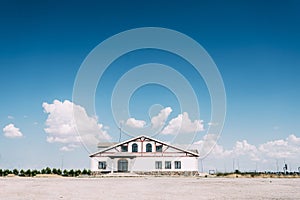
[[31, 169, 39, 177], [45, 167, 51, 174], [13, 169, 19, 176], [52, 168, 58, 175], [4, 169, 11, 176], [25, 169, 31, 177], [82, 169, 88, 175], [19, 169, 25, 177], [75, 169, 81, 177], [41, 168, 46, 174], [63, 169, 69, 177], [57, 169, 62, 175], [69, 169, 75, 177], [0, 169, 3, 176]]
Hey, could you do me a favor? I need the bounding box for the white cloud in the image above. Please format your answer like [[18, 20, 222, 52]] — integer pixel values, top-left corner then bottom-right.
[[43, 100, 111, 149], [161, 112, 204, 135], [258, 134, 300, 159], [233, 140, 259, 161], [194, 134, 300, 172], [208, 122, 218, 126], [151, 107, 172, 128], [125, 118, 146, 128], [60, 144, 78, 152], [287, 134, 300, 145], [194, 134, 231, 158], [124, 107, 172, 129], [7, 115, 14, 120], [3, 123, 23, 138]]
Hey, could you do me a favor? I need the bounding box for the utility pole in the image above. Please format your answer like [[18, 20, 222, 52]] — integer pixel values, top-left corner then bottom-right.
[[118, 121, 123, 142], [200, 159, 204, 173], [255, 162, 258, 173], [61, 154, 64, 171]]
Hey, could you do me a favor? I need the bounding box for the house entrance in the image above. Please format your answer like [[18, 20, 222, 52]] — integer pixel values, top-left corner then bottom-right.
[[118, 159, 128, 172]]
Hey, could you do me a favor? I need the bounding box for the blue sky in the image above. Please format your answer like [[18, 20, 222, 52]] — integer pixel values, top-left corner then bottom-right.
[[0, 0, 300, 171]]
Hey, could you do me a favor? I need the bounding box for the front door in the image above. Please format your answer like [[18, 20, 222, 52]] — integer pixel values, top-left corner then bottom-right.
[[118, 159, 128, 172]]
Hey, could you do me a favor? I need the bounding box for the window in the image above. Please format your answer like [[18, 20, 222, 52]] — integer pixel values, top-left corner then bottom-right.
[[165, 161, 171, 169], [98, 161, 107, 169], [132, 143, 138, 152], [175, 161, 181, 169], [121, 145, 128, 152], [156, 145, 162, 152], [155, 161, 162, 169], [146, 143, 152, 152]]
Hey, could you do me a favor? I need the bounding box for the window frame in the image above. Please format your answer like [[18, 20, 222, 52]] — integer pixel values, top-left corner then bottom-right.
[[121, 145, 128, 152], [156, 145, 163, 152], [132, 143, 138, 152], [165, 161, 172, 169], [98, 161, 107, 170], [146, 143, 152, 152], [155, 161, 162, 169], [175, 161, 181, 169]]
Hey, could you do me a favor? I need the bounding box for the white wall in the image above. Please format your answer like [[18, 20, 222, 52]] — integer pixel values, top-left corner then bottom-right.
[[90, 156, 198, 172], [132, 157, 198, 172]]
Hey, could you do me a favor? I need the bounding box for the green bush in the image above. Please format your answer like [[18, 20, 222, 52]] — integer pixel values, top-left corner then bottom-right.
[[25, 169, 31, 177], [31, 170, 39, 176], [57, 169, 62, 175], [63, 169, 69, 176], [45, 167, 51, 174], [0, 168, 92, 177], [19, 169, 25, 177], [13, 169, 19, 176]]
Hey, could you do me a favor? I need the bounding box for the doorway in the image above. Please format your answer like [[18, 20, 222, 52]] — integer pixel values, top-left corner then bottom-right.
[[118, 159, 128, 172]]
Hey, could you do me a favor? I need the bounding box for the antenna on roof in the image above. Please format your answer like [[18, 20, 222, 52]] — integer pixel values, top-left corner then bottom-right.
[[118, 121, 123, 142]]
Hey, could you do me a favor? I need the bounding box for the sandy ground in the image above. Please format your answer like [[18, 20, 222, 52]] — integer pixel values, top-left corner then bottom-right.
[[0, 177, 300, 200]]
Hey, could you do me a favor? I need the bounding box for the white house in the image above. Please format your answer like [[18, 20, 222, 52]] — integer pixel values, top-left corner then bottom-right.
[[89, 135, 199, 176]]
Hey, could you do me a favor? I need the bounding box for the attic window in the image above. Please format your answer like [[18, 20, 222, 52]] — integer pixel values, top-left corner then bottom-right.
[[121, 145, 128, 152], [146, 143, 152, 152], [156, 145, 162, 152], [132, 143, 138, 152]]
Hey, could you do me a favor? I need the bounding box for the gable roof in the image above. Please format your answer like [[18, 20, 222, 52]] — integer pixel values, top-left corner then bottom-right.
[[89, 135, 199, 157]]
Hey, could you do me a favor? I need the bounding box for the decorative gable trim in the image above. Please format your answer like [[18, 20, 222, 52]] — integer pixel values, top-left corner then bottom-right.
[[89, 135, 199, 157]]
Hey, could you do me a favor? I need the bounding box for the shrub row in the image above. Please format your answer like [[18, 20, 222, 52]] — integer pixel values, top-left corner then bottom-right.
[[0, 168, 91, 177], [216, 170, 300, 177]]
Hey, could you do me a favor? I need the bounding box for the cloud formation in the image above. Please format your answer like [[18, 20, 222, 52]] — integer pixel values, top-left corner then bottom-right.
[[258, 134, 300, 160], [3, 123, 23, 138], [194, 134, 300, 171], [123, 107, 204, 135], [151, 107, 172, 128], [125, 118, 146, 128], [196, 134, 300, 160], [161, 112, 204, 135], [43, 100, 111, 151]]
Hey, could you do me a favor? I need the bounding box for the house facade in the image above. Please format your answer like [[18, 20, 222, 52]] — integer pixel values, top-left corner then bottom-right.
[[89, 135, 199, 176]]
